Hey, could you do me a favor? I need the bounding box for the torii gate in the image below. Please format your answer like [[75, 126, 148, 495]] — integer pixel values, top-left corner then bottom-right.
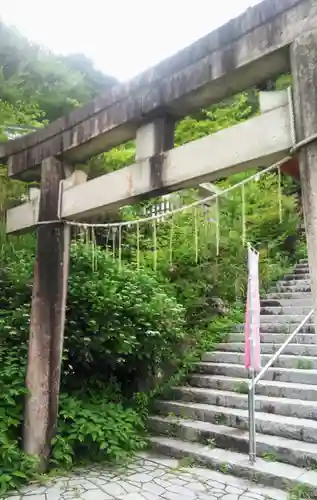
[[1, 0, 317, 467]]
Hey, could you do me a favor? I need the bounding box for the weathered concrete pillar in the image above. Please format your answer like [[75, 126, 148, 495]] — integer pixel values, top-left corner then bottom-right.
[[23, 157, 71, 469], [135, 116, 174, 393], [291, 30, 317, 327], [136, 116, 175, 192]]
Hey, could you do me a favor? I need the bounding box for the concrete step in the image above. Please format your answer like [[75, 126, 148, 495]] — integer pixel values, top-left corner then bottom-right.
[[216, 342, 317, 356], [277, 278, 310, 286], [235, 322, 315, 333], [189, 374, 317, 400], [149, 436, 317, 493], [294, 267, 310, 274], [283, 273, 311, 281], [261, 297, 312, 307], [227, 332, 316, 344], [197, 362, 317, 384], [260, 305, 313, 315], [258, 314, 312, 324], [203, 351, 317, 369], [273, 283, 311, 293], [168, 386, 317, 419], [265, 292, 312, 301], [148, 415, 317, 468], [154, 400, 317, 443]]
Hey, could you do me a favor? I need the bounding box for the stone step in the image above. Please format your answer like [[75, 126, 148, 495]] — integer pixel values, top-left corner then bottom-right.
[[261, 297, 312, 307], [168, 386, 317, 419], [277, 279, 311, 287], [273, 283, 311, 293], [203, 351, 317, 369], [149, 436, 317, 493], [258, 314, 312, 324], [217, 342, 317, 356], [148, 415, 317, 468], [260, 305, 313, 315], [197, 362, 317, 384], [235, 322, 315, 333], [227, 332, 316, 344], [265, 292, 312, 301], [299, 259, 308, 264], [294, 267, 310, 274], [154, 400, 317, 443], [189, 374, 317, 400], [283, 273, 311, 281]]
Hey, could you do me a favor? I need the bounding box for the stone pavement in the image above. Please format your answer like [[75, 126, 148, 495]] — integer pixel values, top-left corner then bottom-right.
[[5, 453, 289, 500]]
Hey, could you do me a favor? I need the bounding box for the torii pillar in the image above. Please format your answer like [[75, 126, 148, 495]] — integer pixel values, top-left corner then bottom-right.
[[291, 29, 317, 329]]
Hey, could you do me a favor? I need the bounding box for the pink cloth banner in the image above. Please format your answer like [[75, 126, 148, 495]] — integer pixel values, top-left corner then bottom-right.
[[244, 246, 261, 372]]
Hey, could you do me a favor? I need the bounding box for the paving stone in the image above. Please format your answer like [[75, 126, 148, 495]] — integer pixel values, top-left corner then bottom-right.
[[153, 477, 174, 489], [116, 480, 139, 493], [186, 481, 207, 492], [225, 485, 246, 495], [4, 453, 289, 500], [211, 492, 227, 499], [141, 493, 158, 500], [166, 484, 196, 498], [81, 491, 112, 500], [142, 481, 166, 495], [243, 493, 265, 500], [101, 481, 127, 496], [128, 473, 153, 484], [197, 495, 218, 500], [162, 493, 186, 500], [21, 496, 46, 500], [122, 494, 148, 500], [167, 476, 189, 486]]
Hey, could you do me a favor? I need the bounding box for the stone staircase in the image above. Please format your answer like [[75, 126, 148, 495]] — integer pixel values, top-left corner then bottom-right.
[[149, 259, 317, 494]]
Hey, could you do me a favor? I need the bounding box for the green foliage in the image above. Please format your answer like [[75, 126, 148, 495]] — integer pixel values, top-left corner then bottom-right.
[[52, 391, 147, 467], [0, 21, 117, 122], [0, 240, 186, 491], [64, 243, 186, 395], [288, 484, 314, 500], [175, 92, 254, 145], [0, 343, 37, 494], [120, 168, 303, 332]]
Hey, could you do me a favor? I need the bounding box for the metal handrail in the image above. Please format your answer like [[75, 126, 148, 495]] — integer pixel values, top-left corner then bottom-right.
[[248, 308, 314, 464]]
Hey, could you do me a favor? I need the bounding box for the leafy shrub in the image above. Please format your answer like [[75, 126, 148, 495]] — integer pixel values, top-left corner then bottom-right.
[[64, 242, 186, 395], [52, 390, 147, 467], [0, 240, 186, 492], [0, 343, 37, 494]]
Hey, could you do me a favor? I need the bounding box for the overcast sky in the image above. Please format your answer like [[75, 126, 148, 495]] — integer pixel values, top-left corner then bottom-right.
[[1, 0, 261, 82]]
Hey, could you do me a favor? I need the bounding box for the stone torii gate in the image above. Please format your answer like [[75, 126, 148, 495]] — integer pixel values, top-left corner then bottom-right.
[[1, 0, 317, 466]]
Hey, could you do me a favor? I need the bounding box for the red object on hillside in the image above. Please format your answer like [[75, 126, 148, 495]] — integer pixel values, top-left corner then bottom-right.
[[280, 156, 300, 180]]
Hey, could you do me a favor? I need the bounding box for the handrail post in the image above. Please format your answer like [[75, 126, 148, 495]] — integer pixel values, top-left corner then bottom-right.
[[248, 379, 256, 464]]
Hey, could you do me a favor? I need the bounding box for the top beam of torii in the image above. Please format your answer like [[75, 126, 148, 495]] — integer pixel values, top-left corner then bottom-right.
[[0, 0, 314, 179]]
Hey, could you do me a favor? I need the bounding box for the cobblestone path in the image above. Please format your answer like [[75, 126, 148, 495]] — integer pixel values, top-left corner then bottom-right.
[[5, 453, 288, 500]]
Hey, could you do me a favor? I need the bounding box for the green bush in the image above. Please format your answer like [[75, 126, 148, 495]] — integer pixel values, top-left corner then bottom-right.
[[64, 242, 186, 395], [52, 390, 147, 467], [0, 343, 37, 494], [0, 240, 186, 492]]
